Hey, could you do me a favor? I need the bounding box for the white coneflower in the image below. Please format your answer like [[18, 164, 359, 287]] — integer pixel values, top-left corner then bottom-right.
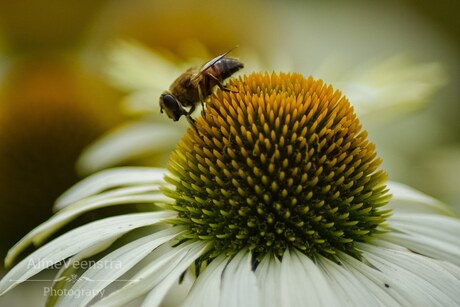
[[1, 72, 459, 306]]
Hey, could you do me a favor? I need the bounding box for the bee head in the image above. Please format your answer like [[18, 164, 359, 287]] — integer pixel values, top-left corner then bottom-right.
[[159, 93, 184, 121]]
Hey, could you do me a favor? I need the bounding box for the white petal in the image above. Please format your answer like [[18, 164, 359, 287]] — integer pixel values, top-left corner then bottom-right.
[[55, 167, 167, 209], [387, 181, 454, 216], [383, 232, 460, 266], [141, 242, 209, 307], [279, 249, 340, 307], [57, 192, 169, 224], [46, 240, 116, 307], [1, 211, 174, 292], [106, 40, 182, 92], [316, 255, 382, 307], [162, 274, 194, 307], [279, 249, 309, 307], [389, 213, 460, 249], [255, 254, 281, 307], [56, 227, 185, 307], [182, 255, 228, 307], [13, 187, 170, 256], [385, 213, 460, 265], [94, 244, 187, 306], [105, 40, 204, 116], [121, 89, 162, 114], [219, 250, 259, 307], [291, 249, 341, 307], [358, 242, 460, 306], [337, 251, 409, 306], [59, 185, 169, 215], [93, 241, 208, 307], [438, 260, 460, 280], [327, 56, 447, 119], [76, 121, 183, 175], [120, 90, 203, 120]]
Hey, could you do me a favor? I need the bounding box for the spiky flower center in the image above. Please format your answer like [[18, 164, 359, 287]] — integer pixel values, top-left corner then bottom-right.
[[166, 72, 391, 260]]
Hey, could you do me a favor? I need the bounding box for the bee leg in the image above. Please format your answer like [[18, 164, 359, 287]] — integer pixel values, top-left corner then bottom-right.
[[208, 73, 239, 93], [185, 114, 199, 133], [222, 85, 239, 93], [184, 104, 199, 132], [197, 86, 205, 110], [185, 113, 196, 125], [188, 103, 197, 115]]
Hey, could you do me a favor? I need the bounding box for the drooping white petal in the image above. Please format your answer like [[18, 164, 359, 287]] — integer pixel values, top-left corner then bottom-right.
[[56, 227, 185, 307], [438, 260, 460, 280], [58, 185, 169, 216], [358, 242, 460, 306], [93, 241, 208, 307], [292, 249, 341, 307], [279, 249, 311, 307], [140, 242, 209, 307], [389, 214, 460, 247], [162, 274, 194, 307], [385, 213, 460, 265], [387, 181, 455, 216], [1, 211, 174, 292], [46, 240, 116, 307], [384, 182, 460, 265], [219, 250, 259, 307], [11, 187, 170, 256], [279, 249, 340, 307], [255, 254, 281, 307], [55, 167, 167, 209], [93, 244, 187, 306], [55, 192, 168, 228], [182, 255, 229, 307], [316, 255, 382, 307], [337, 251, 409, 306], [76, 122, 184, 175]]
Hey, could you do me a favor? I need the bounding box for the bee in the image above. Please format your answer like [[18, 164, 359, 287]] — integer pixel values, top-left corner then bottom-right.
[[159, 49, 244, 126]]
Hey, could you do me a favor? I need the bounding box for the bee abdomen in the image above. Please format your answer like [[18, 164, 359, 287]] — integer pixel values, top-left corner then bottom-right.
[[217, 58, 244, 80]]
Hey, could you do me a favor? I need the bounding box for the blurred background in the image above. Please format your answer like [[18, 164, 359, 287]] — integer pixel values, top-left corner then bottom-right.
[[0, 0, 459, 304]]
